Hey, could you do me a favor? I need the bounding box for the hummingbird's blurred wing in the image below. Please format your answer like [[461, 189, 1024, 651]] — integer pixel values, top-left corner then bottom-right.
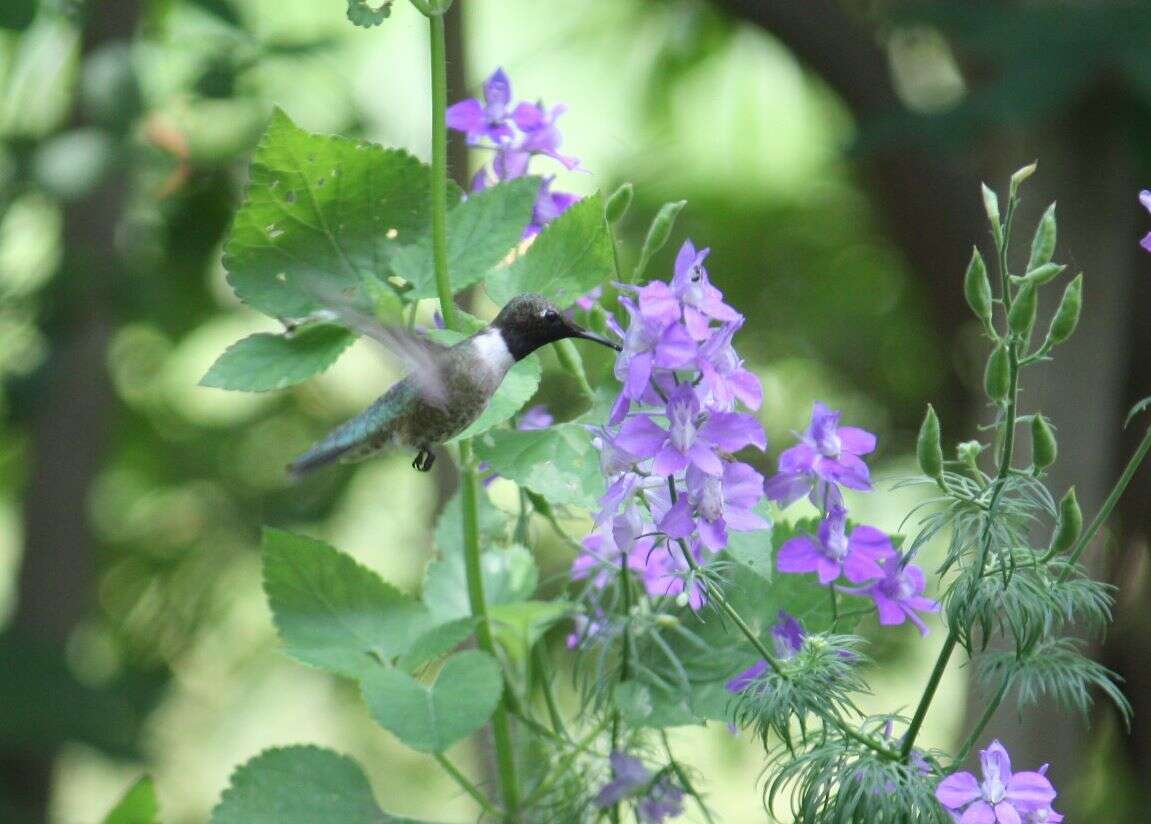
[[290, 281, 452, 409]]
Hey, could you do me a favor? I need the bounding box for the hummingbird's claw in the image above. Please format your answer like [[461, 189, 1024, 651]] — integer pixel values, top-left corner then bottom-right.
[[412, 448, 435, 472]]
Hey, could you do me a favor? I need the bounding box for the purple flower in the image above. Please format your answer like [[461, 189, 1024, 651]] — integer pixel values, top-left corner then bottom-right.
[[509, 101, 580, 170], [445, 68, 516, 146], [660, 461, 769, 550], [614, 384, 765, 478], [696, 320, 762, 412], [765, 402, 877, 507], [517, 404, 553, 431], [726, 610, 806, 693], [595, 752, 651, 807], [636, 778, 684, 824], [776, 506, 895, 585], [840, 553, 939, 636], [526, 177, 579, 237], [669, 240, 741, 339], [610, 297, 697, 418], [936, 740, 1058, 823], [565, 610, 605, 649], [572, 508, 650, 588], [1140, 190, 1151, 253], [632, 539, 707, 609], [576, 285, 604, 311]]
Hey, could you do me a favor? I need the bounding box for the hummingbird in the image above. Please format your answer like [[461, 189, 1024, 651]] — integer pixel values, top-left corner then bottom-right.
[[287, 293, 620, 478]]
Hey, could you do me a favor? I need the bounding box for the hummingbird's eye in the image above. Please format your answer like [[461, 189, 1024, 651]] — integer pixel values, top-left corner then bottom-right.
[[544, 309, 560, 322]]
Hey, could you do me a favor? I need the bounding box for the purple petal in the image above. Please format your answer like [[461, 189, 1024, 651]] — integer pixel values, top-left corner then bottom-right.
[[837, 426, 877, 455], [936, 772, 982, 810], [1141, 231, 1151, 253], [778, 443, 817, 474], [842, 553, 885, 583], [615, 415, 667, 456], [816, 556, 841, 585], [1140, 189, 1151, 214], [683, 305, 712, 341], [624, 351, 654, 399], [959, 801, 997, 824], [510, 100, 543, 131], [654, 323, 697, 368], [638, 281, 682, 327], [659, 497, 696, 538], [815, 453, 871, 490], [698, 517, 727, 550], [764, 471, 811, 507], [700, 413, 767, 452], [687, 442, 724, 476], [873, 595, 906, 626], [730, 369, 763, 410], [1004, 772, 1056, 809], [777, 536, 821, 574], [483, 68, 512, 110], [725, 660, 767, 693], [722, 462, 765, 507], [673, 240, 699, 282], [993, 802, 1022, 824], [652, 443, 690, 476], [445, 98, 485, 132]]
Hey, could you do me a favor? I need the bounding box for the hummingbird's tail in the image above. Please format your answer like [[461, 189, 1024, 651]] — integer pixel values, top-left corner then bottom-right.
[[286, 440, 358, 479]]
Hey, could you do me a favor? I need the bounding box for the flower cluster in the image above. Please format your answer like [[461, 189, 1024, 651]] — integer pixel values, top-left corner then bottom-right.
[[936, 740, 1062, 823], [594, 752, 685, 824], [447, 68, 579, 236], [570, 241, 768, 616], [769, 403, 940, 635]]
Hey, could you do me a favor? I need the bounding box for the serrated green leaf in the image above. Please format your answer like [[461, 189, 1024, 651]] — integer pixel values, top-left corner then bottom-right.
[[211, 745, 435, 824], [263, 529, 432, 678], [422, 545, 538, 623], [361, 650, 503, 753], [200, 325, 355, 392], [424, 327, 543, 442], [224, 109, 434, 321], [103, 777, 160, 824], [396, 618, 478, 673], [474, 424, 605, 509], [484, 193, 614, 306], [392, 177, 540, 299]]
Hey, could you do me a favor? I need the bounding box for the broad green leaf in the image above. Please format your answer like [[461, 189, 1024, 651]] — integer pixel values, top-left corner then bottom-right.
[[103, 777, 160, 824], [263, 529, 432, 678], [724, 501, 773, 579], [474, 424, 605, 509], [484, 193, 614, 306], [489, 600, 570, 663], [361, 650, 503, 753], [210, 746, 435, 824], [223, 109, 434, 320], [396, 618, 478, 673], [432, 489, 508, 557], [422, 545, 538, 624], [424, 327, 543, 442], [392, 177, 540, 299], [199, 325, 355, 392]]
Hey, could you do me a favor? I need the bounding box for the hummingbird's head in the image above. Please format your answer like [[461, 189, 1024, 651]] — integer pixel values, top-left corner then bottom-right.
[[492, 293, 621, 361]]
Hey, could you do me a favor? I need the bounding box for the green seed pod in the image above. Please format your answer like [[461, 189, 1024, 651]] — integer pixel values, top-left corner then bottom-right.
[[1046, 273, 1083, 348], [1009, 161, 1037, 199], [964, 247, 993, 323], [1049, 487, 1082, 556], [1031, 414, 1057, 471], [1026, 202, 1057, 272], [1008, 284, 1038, 338], [984, 344, 1011, 402], [1020, 262, 1065, 286], [605, 182, 634, 224], [632, 199, 687, 282], [916, 404, 944, 480]]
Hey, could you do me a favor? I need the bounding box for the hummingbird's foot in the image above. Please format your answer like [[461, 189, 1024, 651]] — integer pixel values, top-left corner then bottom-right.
[[412, 448, 435, 472]]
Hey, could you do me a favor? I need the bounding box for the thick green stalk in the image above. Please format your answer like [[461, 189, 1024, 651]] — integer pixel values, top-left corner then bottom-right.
[[427, 12, 518, 818], [902, 198, 1020, 762]]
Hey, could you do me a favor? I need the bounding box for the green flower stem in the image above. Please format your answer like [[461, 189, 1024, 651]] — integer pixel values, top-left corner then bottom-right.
[[660, 730, 718, 824], [531, 645, 568, 740], [434, 752, 501, 817], [953, 674, 1011, 766], [428, 12, 518, 817], [609, 540, 636, 824], [428, 12, 456, 333], [1059, 422, 1151, 576], [902, 196, 1021, 763]]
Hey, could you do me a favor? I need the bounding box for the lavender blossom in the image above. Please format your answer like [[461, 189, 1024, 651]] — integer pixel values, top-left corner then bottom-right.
[[839, 553, 939, 636], [1141, 190, 1151, 253], [936, 740, 1058, 823], [765, 402, 876, 507], [776, 506, 895, 585], [614, 383, 765, 478], [668, 240, 741, 339], [696, 320, 762, 412], [726, 610, 806, 693], [634, 539, 708, 610], [660, 462, 769, 550], [594, 754, 684, 823], [445, 68, 516, 145]]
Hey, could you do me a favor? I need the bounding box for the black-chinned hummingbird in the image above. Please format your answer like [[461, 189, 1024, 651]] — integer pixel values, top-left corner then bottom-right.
[[287, 294, 620, 477]]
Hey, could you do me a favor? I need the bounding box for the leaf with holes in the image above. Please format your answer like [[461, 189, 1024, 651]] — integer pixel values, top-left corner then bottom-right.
[[263, 529, 432, 678], [211, 745, 437, 824], [224, 108, 442, 321], [473, 424, 605, 509], [392, 177, 540, 299], [484, 193, 614, 306], [199, 325, 355, 392], [361, 650, 503, 753]]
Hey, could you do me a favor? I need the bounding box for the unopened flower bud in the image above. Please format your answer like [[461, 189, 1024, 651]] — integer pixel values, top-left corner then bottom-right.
[[1046, 273, 1083, 348], [1049, 487, 1082, 556], [633, 200, 687, 282], [984, 345, 1011, 402], [964, 247, 993, 323], [1008, 284, 1038, 338], [605, 182, 634, 224], [916, 404, 944, 481], [981, 183, 1002, 242], [1031, 414, 1057, 471], [1009, 161, 1037, 199], [1027, 202, 1057, 272]]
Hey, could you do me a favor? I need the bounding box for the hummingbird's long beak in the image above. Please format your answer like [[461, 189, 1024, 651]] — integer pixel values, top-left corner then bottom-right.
[[567, 321, 622, 352]]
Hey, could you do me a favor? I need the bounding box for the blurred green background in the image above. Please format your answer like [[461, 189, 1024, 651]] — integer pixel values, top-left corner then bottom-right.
[[2, 0, 1150, 821]]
